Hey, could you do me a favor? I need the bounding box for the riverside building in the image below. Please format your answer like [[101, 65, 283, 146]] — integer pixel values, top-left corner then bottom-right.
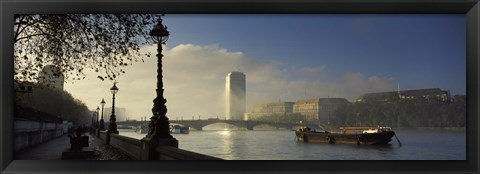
[[248, 98, 351, 124], [293, 98, 351, 124], [225, 72, 246, 120], [37, 65, 64, 90], [247, 102, 295, 121], [356, 88, 451, 103]]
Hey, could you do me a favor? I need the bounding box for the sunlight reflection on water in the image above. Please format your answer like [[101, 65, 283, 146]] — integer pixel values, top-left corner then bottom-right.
[[119, 129, 465, 160]]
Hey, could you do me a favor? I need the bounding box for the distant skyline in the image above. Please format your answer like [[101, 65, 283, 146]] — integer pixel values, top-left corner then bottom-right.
[[63, 14, 466, 121]]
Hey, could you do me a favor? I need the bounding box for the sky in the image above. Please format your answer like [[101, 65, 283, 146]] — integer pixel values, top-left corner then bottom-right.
[[63, 14, 466, 121]]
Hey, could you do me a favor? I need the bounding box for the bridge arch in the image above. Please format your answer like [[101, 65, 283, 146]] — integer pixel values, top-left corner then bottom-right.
[[170, 120, 252, 131], [115, 120, 327, 131]]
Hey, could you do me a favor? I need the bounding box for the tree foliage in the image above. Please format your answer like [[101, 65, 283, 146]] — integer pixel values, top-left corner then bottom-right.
[[14, 14, 161, 82], [15, 83, 92, 125], [331, 96, 466, 128]]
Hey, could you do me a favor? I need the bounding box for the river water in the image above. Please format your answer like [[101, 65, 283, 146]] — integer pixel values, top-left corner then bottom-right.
[[119, 129, 466, 160]]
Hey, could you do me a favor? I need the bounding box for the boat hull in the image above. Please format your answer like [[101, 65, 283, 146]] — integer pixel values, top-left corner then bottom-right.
[[296, 131, 395, 145], [135, 125, 148, 134], [170, 128, 189, 134], [170, 125, 189, 134]]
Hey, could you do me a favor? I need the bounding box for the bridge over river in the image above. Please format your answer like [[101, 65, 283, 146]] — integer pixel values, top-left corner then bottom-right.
[[116, 119, 326, 131]]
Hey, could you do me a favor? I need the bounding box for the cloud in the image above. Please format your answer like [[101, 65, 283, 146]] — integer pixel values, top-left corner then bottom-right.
[[64, 43, 395, 120], [297, 65, 327, 76]]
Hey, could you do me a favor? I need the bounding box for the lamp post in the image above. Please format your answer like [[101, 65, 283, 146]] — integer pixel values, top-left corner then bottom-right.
[[108, 82, 119, 134], [96, 106, 100, 129], [100, 99, 106, 130], [145, 17, 178, 144]]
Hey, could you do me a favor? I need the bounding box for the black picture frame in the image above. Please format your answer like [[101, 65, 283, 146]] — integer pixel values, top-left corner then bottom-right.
[[1, 0, 478, 173]]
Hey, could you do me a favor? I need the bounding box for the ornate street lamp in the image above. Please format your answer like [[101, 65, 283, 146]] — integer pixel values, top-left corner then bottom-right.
[[100, 98, 106, 130], [108, 82, 119, 134], [145, 15, 174, 140], [96, 106, 100, 129]]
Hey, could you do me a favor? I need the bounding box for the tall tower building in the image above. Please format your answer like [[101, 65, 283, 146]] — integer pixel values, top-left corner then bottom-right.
[[104, 107, 127, 122], [38, 65, 64, 90], [226, 71, 246, 120]]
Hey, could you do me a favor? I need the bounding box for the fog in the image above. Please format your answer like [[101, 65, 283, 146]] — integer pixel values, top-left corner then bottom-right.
[[64, 43, 395, 121]]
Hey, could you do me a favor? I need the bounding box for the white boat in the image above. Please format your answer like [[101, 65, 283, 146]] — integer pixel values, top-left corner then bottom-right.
[[170, 124, 189, 134], [135, 125, 148, 134]]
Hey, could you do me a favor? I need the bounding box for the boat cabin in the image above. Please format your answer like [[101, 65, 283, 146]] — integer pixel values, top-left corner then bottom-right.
[[338, 126, 392, 134], [362, 127, 392, 134]]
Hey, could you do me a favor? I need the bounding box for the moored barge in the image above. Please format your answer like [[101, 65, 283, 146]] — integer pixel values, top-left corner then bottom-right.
[[295, 126, 396, 145]]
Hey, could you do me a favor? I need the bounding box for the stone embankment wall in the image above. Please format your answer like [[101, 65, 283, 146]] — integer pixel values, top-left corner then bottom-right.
[[14, 120, 65, 151], [98, 131, 222, 160], [109, 133, 142, 160]]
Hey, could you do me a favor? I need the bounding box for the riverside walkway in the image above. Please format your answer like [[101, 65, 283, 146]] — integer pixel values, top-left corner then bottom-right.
[[15, 133, 132, 160]]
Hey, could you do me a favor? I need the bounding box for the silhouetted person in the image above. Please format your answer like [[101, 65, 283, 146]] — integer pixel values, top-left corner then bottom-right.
[[68, 127, 89, 150], [67, 126, 74, 135], [75, 127, 83, 138]]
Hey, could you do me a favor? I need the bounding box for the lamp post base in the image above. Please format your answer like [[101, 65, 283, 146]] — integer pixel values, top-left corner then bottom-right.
[[142, 136, 178, 147], [141, 136, 178, 160], [107, 130, 119, 134]]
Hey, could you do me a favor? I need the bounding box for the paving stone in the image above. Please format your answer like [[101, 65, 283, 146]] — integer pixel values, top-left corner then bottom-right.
[[15, 132, 133, 160]]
